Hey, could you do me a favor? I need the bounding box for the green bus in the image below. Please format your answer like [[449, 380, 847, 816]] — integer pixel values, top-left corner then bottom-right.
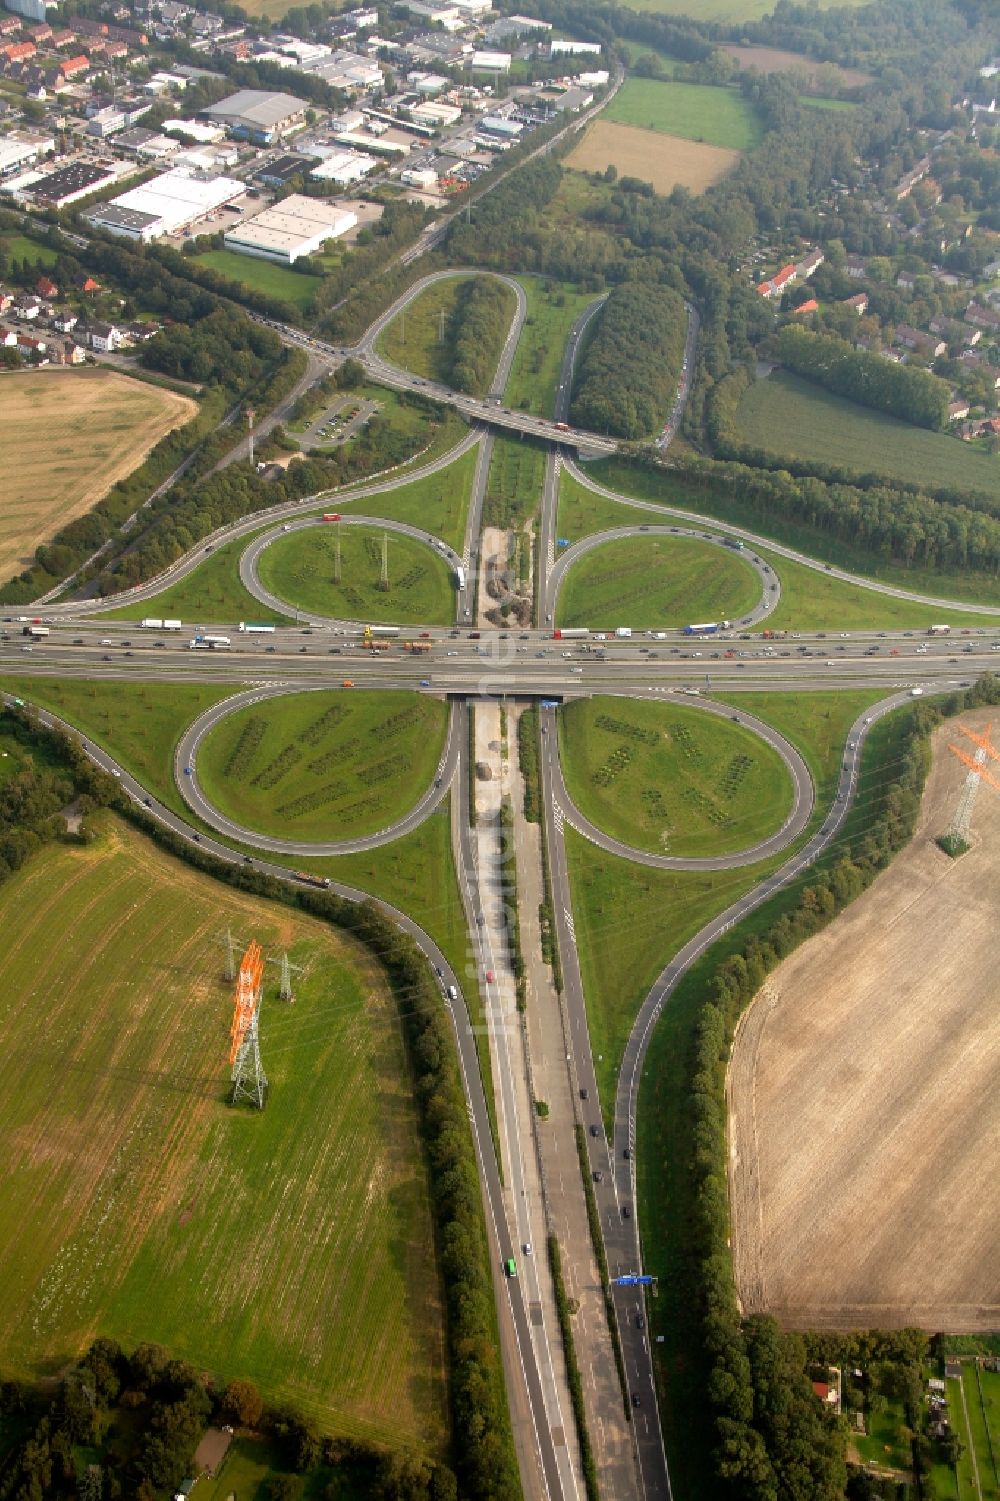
[[505, 1257, 517, 1278]]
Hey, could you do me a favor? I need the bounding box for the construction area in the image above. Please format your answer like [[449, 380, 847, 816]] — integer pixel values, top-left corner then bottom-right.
[[727, 709, 1000, 1333]]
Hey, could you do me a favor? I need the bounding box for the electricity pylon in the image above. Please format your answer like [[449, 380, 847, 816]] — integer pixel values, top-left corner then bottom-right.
[[945, 722, 1000, 848], [378, 530, 390, 592], [229, 941, 267, 1109], [217, 926, 243, 983], [268, 951, 304, 1003]]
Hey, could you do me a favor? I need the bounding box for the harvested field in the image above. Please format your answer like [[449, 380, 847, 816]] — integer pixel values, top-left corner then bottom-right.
[[566, 121, 740, 196], [720, 44, 872, 89], [0, 369, 196, 583], [728, 709, 1000, 1332]]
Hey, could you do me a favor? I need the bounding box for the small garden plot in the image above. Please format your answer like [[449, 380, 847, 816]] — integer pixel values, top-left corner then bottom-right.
[[558, 697, 793, 858], [198, 690, 448, 841], [557, 534, 760, 630], [257, 524, 456, 625]]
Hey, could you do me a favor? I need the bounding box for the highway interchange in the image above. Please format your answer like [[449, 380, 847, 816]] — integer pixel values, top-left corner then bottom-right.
[[5, 269, 1000, 1501]]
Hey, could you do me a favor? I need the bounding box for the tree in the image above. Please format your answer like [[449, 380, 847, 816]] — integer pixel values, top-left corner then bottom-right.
[[220, 1379, 264, 1429]]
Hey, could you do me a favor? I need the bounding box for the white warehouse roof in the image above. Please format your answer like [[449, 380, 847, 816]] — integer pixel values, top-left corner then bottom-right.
[[224, 193, 357, 263], [107, 168, 244, 235], [309, 149, 377, 182]]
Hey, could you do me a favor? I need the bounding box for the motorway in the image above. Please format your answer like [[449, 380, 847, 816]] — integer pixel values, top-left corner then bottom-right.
[[8, 256, 1000, 1501]]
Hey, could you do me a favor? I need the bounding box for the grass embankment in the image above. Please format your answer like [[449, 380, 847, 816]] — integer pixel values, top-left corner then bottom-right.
[[194, 249, 320, 312], [734, 370, 1000, 502], [557, 533, 760, 630], [634, 707, 918, 1497], [198, 690, 448, 842], [505, 280, 600, 415], [603, 77, 762, 150], [0, 814, 447, 1447], [257, 525, 456, 625], [99, 524, 292, 626], [566, 465, 1000, 617], [337, 443, 479, 555], [558, 696, 793, 858], [376, 276, 475, 382]]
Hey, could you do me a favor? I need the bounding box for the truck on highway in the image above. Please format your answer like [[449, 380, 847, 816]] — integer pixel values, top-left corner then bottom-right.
[[615, 626, 632, 638], [189, 635, 231, 650], [366, 625, 400, 637], [552, 628, 589, 639], [141, 618, 163, 629], [322, 513, 341, 523], [294, 871, 332, 888], [163, 619, 182, 631], [554, 421, 570, 433], [455, 565, 466, 590], [724, 538, 745, 551], [405, 641, 431, 653], [927, 624, 951, 636], [684, 620, 732, 636], [22, 626, 49, 637], [239, 622, 276, 634]]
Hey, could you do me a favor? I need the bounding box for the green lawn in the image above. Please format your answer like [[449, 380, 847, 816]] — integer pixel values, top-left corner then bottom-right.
[[565, 825, 770, 1112], [764, 549, 1000, 632], [712, 689, 888, 809], [948, 1374, 982, 1500], [963, 1364, 1000, 1498], [0, 817, 446, 1448], [257, 524, 457, 625], [198, 689, 448, 842], [603, 77, 762, 150], [336, 443, 479, 555], [505, 279, 600, 416], [194, 248, 319, 311], [1, 233, 57, 267], [1, 677, 234, 820], [580, 459, 1000, 607], [485, 434, 546, 529], [99, 524, 292, 627], [853, 1398, 911, 1470], [559, 695, 793, 858], [377, 275, 516, 391], [557, 533, 760, 629], [735, 370, 1000, 501]]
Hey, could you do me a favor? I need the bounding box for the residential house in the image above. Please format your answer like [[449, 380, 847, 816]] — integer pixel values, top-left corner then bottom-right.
[[0, 288, 12, 314], [845, 255, 868, 280], [756, 263, 797, 299], [0, 325, 16, 347], [35, 275, 58, 300], [896, 270, 917, 290], [844, 292, 869, 315], [13, 294, 42, 319], [793, 298, 819, 315], [77, 274, 100, 294], [965, 301, 1000, 331], [797, 247, 824, 278], [894, 324, 946, 358], [79, 320, 123, 352], [947, 399, 971, 421], [59, 54, 90, 78], [17, 332, 47, 358], [0, 17, 21, 37], [52, 308, 78, 331], [127, 319, 159, 341], [894, 155, 930, 198], [26, 23, 52, 42], [49, 29, 77, 46], [52, 337, 85, 364], [959, 352, 1000, 387], [2, 40, 35, 61]]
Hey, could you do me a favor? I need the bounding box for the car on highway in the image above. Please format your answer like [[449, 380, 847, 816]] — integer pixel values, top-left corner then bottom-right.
[[636, 1314, 645, 1330], [590, 1124, 600, 1138], [522, 1243, 532, 1256], [485, 969, 495, 982], [631, 1393, 641, 1408]]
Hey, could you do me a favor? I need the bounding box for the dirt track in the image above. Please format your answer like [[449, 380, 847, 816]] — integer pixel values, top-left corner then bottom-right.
[[728, 710, 1000, 1332]]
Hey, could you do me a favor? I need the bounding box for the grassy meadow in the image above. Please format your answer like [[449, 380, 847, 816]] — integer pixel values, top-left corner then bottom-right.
[[557, 532, 760, 629], [257, 524, 456, 624]]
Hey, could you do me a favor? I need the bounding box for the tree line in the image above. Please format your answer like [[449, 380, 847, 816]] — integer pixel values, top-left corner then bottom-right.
[[444, 278, 514, 397], [570, 283, 687, 439], [773, 325, 951, 430], [2, 704, 521, 1501]]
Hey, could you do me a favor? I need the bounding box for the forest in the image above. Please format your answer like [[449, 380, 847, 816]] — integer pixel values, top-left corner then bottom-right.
[[444, 278, 514, 397], [570, 283, 687, 438]]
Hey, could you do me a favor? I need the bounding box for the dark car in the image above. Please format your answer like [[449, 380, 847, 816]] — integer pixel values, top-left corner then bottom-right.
[[622, 1204, 631, 1219], [579, 1088, 588, 1101], [636, 1314, 645, 1330], [592, 1170, 603, 1183], [631, 1393, 641, 1409], [590, 1125, 600, 1138]]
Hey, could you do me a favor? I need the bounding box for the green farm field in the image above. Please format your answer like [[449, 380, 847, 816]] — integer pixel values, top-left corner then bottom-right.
[[735, 370, 1000, 501], [505, 280, 601, 415], [257, 524, 456, 624], [559, 695, 793, 858], [604, 77, 762, 149], [557, 533, 760, 630], [194, 249, 320, 311], [198, 689, 448, 842], [0, 817, 446, 1447], [574, 462, 1000, 608]]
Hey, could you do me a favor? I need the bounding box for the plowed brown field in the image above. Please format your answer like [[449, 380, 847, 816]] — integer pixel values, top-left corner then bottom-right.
[[566, 121, 740, 195], [728, 709, 1000, 1331]]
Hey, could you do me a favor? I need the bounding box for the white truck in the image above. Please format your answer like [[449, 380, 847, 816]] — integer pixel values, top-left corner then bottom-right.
[[615, 627, 632, 639]]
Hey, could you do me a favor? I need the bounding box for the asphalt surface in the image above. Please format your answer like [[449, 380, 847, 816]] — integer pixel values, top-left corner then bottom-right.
[[175, 686, 460, 854]]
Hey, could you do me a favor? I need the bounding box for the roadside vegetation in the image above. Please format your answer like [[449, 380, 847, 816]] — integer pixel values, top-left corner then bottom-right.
[[336, 443, 479, 555], [505, 280, 600, 415], [570, 283, 687, 439], [378, 276, 516, 396]]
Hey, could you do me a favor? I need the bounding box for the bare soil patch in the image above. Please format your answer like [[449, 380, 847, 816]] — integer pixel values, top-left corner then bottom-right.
[[721, 44, 871, 89], [566, 120, 740, 196], [728, 709, 1000, 1332], [0, 368, 196, 582]]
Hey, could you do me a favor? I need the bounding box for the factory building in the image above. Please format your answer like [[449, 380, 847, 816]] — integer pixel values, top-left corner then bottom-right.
[[223, 193, 357, 264], [202, 89, 306, 143], [85, 166, 243, 241]]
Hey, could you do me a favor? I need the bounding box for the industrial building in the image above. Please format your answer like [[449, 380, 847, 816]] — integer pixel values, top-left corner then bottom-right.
[[307, 149, 376, 184], [85, 167, 244, 241], [32, 160, 119, 207], [202, 89, 306, 142], [223, 194, 357, 264], [0, 131, 54, 178]]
